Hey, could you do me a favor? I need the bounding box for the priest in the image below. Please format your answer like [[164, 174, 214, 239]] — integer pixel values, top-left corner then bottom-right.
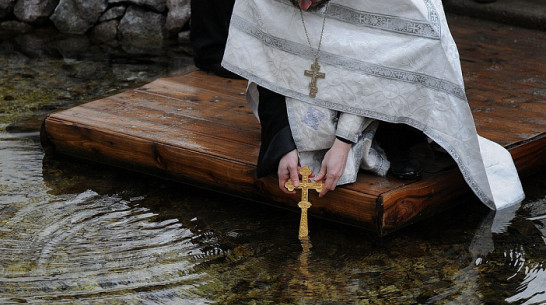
[[221, 0, 525, 209]]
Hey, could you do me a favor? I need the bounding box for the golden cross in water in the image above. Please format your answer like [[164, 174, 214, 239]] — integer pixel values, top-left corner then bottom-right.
[[285, 165, 323, 238], [304, 59, 325, 98]]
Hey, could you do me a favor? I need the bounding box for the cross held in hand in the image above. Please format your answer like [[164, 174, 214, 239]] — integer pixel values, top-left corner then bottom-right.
[[285, 165, 323, 238]]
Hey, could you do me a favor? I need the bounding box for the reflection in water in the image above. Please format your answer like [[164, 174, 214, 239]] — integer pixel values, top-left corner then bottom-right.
[[1, 28, 545, 304], [506, 198, 546, 305], [293, 237, 314, 303], [1, 191, 212, 303], [0, 138, 214, 303], [507, 263, 546, 304]]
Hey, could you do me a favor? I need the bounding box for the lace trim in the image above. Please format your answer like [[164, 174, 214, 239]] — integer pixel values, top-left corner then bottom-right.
[[230, 14, 467, 101], [276, 0, 440, 39]]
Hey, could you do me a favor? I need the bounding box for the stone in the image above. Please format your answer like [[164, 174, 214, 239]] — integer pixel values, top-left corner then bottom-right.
[[90, 20, 119, 43], [98, 5, 126, 22], [0, 40, 30, 66], [1, 20, 33, 33], [13, 0, 58, 24], [112, 63, 160, 82], [50, 0, 108, 34], [118, 5, 165, 54], [55, 34, 90, 60], [109, 0, 166, 12], [14, 32, 57, 57], [0, 0, 16, 20], [69, 62, 101, 80], [166, 0, 190, 33], [177, 30, 190, 43]]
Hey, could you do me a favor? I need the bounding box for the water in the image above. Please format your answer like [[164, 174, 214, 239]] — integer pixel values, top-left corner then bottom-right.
[[1, 28, 545, 305]]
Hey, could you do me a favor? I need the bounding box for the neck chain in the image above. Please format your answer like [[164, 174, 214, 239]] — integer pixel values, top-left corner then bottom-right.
[[299, 2, 330, 98]]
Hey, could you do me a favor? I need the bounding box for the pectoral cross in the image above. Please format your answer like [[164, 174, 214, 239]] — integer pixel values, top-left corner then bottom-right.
[[285, 165, 323, 238], [304, 59, 325, 98]]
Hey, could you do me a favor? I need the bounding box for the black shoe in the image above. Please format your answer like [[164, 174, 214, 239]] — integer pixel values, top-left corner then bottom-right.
[[200, 63, 243, 79], [387, 147, 422, 180]]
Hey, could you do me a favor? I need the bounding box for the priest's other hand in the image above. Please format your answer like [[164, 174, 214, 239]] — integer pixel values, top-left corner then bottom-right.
[[315, 139, 351, 197], [278, 149, 300, 194]]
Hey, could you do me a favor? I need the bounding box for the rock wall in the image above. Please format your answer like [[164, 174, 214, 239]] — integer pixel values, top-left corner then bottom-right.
[[0, 0, 190, 54]]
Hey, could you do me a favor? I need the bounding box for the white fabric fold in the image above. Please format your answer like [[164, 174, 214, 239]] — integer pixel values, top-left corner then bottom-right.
[[223, 0, 524, 209]]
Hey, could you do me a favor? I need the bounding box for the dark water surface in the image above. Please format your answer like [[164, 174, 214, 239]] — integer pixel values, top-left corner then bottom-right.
[[1, 29, 545, 305]]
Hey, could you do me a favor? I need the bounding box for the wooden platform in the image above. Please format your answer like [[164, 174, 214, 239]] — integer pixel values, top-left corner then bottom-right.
[[40, 15, 546, 235]]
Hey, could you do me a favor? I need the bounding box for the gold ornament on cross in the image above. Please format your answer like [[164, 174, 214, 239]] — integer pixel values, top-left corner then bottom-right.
[[304, 59, 325, 98], [284, 165, 323, 238]]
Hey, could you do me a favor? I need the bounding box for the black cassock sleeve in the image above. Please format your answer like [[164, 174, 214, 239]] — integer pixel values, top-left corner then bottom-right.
[[190, 0, 235, 69], [256, 86, 296, 178]]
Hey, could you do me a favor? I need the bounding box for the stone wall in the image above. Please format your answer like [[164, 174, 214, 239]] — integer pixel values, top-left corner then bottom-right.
[[0, 0, 190, 54]]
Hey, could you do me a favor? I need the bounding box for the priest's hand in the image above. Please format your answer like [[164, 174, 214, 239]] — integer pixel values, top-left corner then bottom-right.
[[315, 138, 352, 197], [278, 149, 300, 194]]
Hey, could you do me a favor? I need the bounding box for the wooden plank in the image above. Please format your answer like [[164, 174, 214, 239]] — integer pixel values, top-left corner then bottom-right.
[[508, 133, 546, 175], [146, 71, 247, 97], [379, 169, 466, 235], [168, 72, 248, 97], [44, 118, 258, 191], [255, 175, 380, 231], [46, 71, 404, 198], [79, 94, 260, 143], [379, 133, 546, 234], [134, 81, 259, 130], [451, 14, 546, 148], [47, 102, 400, 196], [137, 77, 240, 104], [44, 116, 382, 232], [50, 106, 260, 165]]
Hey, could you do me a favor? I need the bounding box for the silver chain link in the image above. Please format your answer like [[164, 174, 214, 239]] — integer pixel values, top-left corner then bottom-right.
[[299, 2, 330, 62]]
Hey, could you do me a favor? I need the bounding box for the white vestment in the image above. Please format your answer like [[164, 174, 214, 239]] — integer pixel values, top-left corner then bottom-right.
[[222, 0, 525, 210]]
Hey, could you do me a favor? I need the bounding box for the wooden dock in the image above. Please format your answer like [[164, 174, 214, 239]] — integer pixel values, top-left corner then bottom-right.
[[41, 15, 546, 235]]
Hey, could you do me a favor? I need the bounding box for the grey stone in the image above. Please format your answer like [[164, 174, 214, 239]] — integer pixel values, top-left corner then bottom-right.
[[98, 42, 124, 55], [98, 5, 126, 22], [109, 0, 166, 12], [112, 63, 160, 82], [0, 40, 17, 55], [50, 0, 108, 34], [55, 34, 90, 60], [1, 20, 32, 33], [177, 30, 190, 43], [13, 0, 58, 24], [2, 50, 30, 67], [70, 62, 101, 80], [90, 20, 119, 43], [0, 0, 16, 20], [166, 0, 189, 33], [118, 6, 165, 54], [15, 32, 57, 57]]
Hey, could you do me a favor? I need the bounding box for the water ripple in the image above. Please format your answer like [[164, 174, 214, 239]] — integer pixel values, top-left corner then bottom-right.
[[506, 263, 546, 305], [0, 188, 216, 304]]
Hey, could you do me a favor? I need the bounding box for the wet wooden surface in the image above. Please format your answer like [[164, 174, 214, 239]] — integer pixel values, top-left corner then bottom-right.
[[42, 14, 546, 235], [377, 14, 546, 233], [451, 14, 546, 146]]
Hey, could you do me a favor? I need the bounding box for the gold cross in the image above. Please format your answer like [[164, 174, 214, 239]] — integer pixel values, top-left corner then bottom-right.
[[285, 165, 323, 238], [304, 59, 325, 98]]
